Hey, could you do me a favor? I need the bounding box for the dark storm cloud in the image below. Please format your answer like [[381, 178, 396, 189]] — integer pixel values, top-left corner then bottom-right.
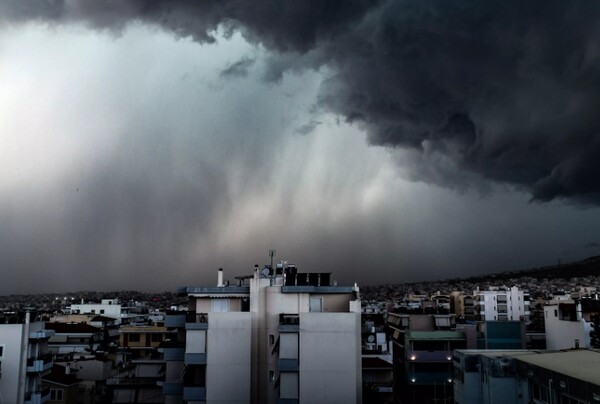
[[4, 0, 600, 204], [294, 120, 322, 136], [220, 56, 255, 78]]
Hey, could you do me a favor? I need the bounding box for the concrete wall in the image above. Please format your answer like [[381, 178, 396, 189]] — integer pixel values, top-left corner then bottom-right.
[[0, 324, 24, 404], [280, 334, 298, 359], [186, 330, 206, 353], [69, 304, 122, 322], [206, 312, 252, 403], [76, 359, 112, 381], [299, 313, 361, 404], [544, 305, 591, 349]]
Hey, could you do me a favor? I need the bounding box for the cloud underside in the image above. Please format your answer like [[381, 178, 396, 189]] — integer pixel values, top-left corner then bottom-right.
[[3, 0, 600, 203]]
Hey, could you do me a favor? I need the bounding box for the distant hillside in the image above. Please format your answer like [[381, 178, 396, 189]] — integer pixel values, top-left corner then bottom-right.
[[462, 255, 600, 283]]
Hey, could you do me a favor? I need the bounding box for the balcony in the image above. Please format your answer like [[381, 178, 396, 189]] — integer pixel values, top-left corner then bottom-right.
[[186, 312, 209, 330], [24, 387, 50, 404], [185, 353, 207, 365], [406, 349, 453, 362], [29, 330, 55, 340], [165, 312, 187, 328], [183, 386, 206, 401], [106, 377, 160, 387], [279, 313, 299, 333], [278, 358, 299, 372], [26, 354, 53, 373], [162, 382, 183, 396], [407, 372, 453, 385], [157, 340, 185, 361]]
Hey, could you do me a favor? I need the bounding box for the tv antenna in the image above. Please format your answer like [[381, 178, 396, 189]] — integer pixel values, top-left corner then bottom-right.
[[269, 249, 276, 269]]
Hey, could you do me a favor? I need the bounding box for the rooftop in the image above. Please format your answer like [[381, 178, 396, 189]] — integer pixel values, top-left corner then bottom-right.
[[516, 349, 600, 386]]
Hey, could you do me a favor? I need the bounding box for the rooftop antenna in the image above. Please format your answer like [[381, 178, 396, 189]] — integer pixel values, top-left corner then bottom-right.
[[269, 249, 276, 269]]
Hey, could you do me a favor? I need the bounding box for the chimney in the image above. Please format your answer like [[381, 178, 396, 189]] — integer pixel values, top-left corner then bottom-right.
[[217, 268, 224, 287]]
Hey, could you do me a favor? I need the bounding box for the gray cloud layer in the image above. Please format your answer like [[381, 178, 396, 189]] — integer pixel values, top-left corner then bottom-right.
[[3, 0, 600, 203]]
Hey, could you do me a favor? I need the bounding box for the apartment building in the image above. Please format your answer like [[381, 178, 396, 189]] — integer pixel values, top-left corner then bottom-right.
[[106, 326, 174, 403], [388, 312, 472, 403], [0, 313, 55, 404], [454, 349, 600, 404], [473, 286, 530, 322], [544, 297, 600, 349], [162, 264, 362, 403]]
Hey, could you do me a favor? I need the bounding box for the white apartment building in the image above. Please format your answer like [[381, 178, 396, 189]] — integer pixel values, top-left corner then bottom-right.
[[543, 298, 600, 350], [473, 286, 530, 322], [0, 314, 55, 404], [161, 264, 362, 404], [67, 298, 145, 325]]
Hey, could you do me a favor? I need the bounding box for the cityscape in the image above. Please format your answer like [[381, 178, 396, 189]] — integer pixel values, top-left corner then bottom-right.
[[1, 256, 600, 403], [3, 0, 600, 403]]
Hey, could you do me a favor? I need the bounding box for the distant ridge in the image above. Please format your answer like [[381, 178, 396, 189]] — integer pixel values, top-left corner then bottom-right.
[[460, 255, 600, 283]]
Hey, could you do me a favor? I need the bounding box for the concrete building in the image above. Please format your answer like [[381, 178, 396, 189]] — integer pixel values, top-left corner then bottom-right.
[[107, 326, 173, 403], [388, 313, 472, 403], [473, 286, 530, 322], [45, 323, 104, 358], [0, 314, 55, 404], [162, 263, 362, 403], [544, 298, 600, 350], [450, 292, 476, 322], [454, 349, 600, 404], [453, 350, 536, 404], [67, 299, 146, 325]]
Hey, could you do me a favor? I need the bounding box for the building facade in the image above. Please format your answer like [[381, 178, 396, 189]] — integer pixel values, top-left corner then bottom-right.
[[162, 264, 362, 403]]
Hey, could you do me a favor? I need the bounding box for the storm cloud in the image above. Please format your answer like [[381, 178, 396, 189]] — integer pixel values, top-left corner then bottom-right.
[[2, 2, 600, 294], [3, 0, 600, 202]]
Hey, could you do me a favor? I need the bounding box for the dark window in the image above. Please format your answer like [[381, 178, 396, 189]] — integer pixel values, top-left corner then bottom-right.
[[50, 389, 64, 401], [128, 334, 140, 342]]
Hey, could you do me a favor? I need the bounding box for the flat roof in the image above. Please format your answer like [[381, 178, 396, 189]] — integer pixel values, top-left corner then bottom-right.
[[455, 349, 538, 358], [176, 286, 250, 295], [516, 350, 600, 386], [281, 286, 354, 294]]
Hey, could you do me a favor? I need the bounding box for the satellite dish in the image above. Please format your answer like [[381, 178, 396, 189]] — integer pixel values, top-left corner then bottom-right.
[[367, 335, 375, 343], [261, 267, 270, 277]]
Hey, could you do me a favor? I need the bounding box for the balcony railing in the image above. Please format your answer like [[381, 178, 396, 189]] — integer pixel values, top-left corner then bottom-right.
[[278, 358, 299, 372], [24, 386, 51, 404], [406, 349, 453, 362], [183, 386, 206, 401], [184, 353, 207, 365], [162, 382, 183, 396], [279, 313, 299, 332], [407, 371, 453, 385], [26, 353, 53, 373], [185, 312, 209, 330], [164, 312, 187, 328], [29, 329, 55, 340], [157, 341, 185, 361]]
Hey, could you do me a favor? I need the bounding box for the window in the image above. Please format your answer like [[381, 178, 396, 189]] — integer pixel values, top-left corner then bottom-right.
[[128, 334, 140, 342], [211, 299, 230, 312], [269, 370, 275, 382], [50, 389, 64, 401], [0, 345, 4, 357], [100, 309, 105, 314], [309, 297, 323, 312], [269, 334, 275, 346]]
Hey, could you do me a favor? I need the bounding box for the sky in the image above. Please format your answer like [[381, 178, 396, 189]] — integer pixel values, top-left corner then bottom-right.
[[1, 1, 600, 294]]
